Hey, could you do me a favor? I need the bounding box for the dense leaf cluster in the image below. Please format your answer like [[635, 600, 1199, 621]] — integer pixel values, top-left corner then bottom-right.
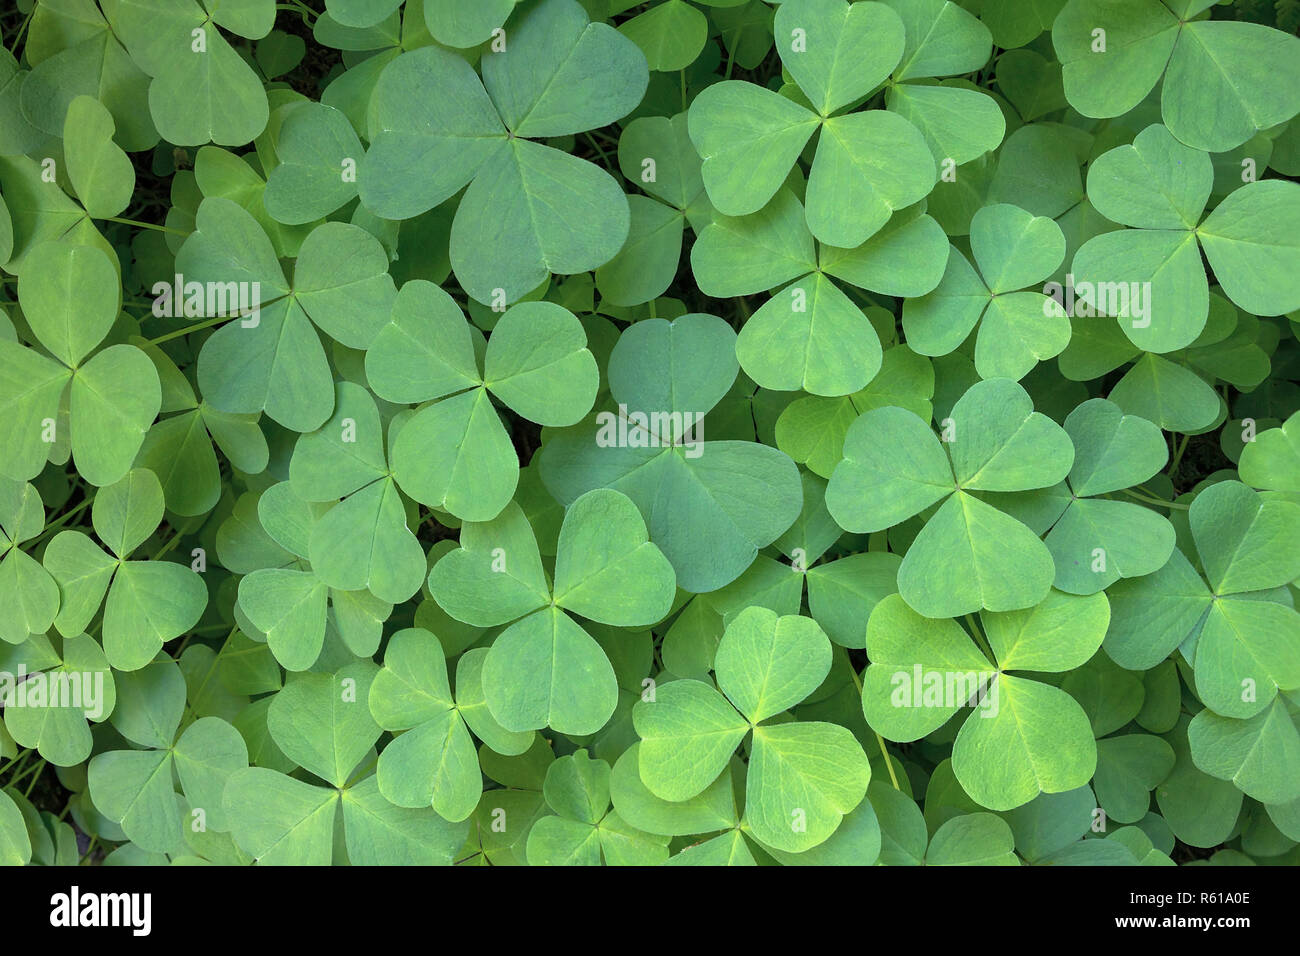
[[0, 0, 1298, 867]]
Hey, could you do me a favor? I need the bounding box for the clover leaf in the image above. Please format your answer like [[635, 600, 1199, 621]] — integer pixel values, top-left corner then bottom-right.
[[635, 607, 871, 852], [1072, 125, 1300, 353], [1053, 0, 1300, 152], [0, 633, 115, 767], [689, 0, 938, 250], [880, 0, 1006, 167], [693, 188, 947, 396], [525, 750, 670, 865], [223, 661, 468, 864], [87, 657, 247, 854], [905, 202, 1068, 380], [538, 312, 803, 592], [359, 0, 648, 303], [0, 478, 60, 645], [827, 377, 1073, 617], [1037, 398, 1176, 594], [369, 628, 532, 820], [863, 590, 1106, 811], [1106, 480, 1300, 720], [185, 198, 397, 432], [370, 280, 598, 521], [3, 240, 160, 486], [430, 489, 675, 736], [43, 468, 207, 672]]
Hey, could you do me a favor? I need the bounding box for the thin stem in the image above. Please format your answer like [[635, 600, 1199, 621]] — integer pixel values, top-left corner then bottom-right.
[[345, 756, 379, 789], [33, 495, 95, 544], [1168, 434, 1190, 479], [1121, 488, 1190, 511], [149, 527, 186, 561], [22, 760, 47, 798], [103, 216, 187, 236], [8, 8, 34, 54], [0, 750, 30, 778], [281, 0, 317, 22], [146, 313, 231, 346], [964, 614, 996, 666], [7, 757, 42, 788], [876, 734, 901, 790], [849, 664, 900, 790], [583, 132, 615, 175]]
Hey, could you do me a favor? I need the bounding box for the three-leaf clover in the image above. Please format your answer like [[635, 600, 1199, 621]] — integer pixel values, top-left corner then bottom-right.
[[184, 198, 397, 433], [358, 0, 649, 303], [110, 0, 274, 146], [43, 468, 207, 671], [538, 312, 803, 592], [1052, 0, 1300, 152], [0, 633, 115, 767], [368, 280, 598, 521], [135, 342, 269, 518], [236, 479, 397, 671], [222, 662, 469, 864], [369, 628, 532, 821], [286, 381, 427, 604], [826, 377, 1074, 617], [525, 750, 669, 865], [1073, 125, 1300, 352], [1012, 398, 1176, 595], [692, 189, 948, 396], [634, 607, 872, 852], [4, 240, 160, 486], [1104, 480, 1300, 719], [904, 202, 1070, 381], [688, 0, 935, 248], [430, 490, 676, 736], [862, 590, 1107, 811], [88, 657, 247, 854]]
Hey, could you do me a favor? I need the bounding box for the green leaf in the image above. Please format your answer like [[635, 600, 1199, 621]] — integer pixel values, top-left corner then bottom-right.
[[92, 468, 165, 560], [633, 679, 749, 802], [268, 663, 381, 788], [223, 767, 339, 865], [483, 301, 598, 426], [688, 81, 819, 218], [482, 606, 619, 736], [618, 0, 708, 72], [1197, 180, 1300, 318], [951, 674, 1097, 811], [238, 569, 326, 672], [714, 607, 831, 724], [391, 387, 518, 522], [102, 559, 207, 672], [63, 95, 135, 219], [264, 103, 363, 224], [745, 720, 871, 852], [449, 140, 630, 305], [1188, 699, 1300, 806], [17, 240, 119, 368], [926, 813, 1018, 865]]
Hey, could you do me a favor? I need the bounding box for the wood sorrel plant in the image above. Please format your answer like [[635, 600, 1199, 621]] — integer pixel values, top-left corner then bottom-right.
[[0, 0, 1297, 868]]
